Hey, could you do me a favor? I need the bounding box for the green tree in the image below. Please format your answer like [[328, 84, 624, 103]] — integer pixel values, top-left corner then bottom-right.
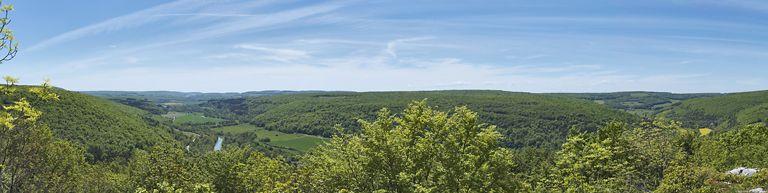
[[626, 120, 695, 189], [200, 147, 293, 193], [0, 80, 95, 192], [128, 145, 209, 192], [0, 2, 93, 191], [693, 123, 768, 170], [296, 100, 527, 192], [548, 122, 645, 192]]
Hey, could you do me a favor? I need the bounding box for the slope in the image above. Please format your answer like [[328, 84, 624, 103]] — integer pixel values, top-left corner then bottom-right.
[[660, 90, 768, 130], [552, 92, 721, 116], [24, 87, 175, 161], [203, 90, 638, 149]]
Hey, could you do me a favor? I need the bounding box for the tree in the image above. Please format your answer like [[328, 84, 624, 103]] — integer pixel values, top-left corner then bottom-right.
[[0, 1, 16, 63], [128, 145, 209, 192], [693, 123, 768, 170], [0, 79, 87, 192], [2, 76, 16, 86], [626, 120, 694, 190], [0, 2, 92, 191], [548, 122, 646, 192], [200, 147, 293, 193], [296, 100, 527, 192]]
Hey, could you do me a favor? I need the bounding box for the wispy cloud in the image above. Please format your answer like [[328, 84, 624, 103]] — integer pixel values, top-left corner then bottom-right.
[[505, 64, 603, 74], [234, 44, 311, 63], [48, 1, 347, 69], [385, 37, 435, 58], [28, 0, 215, 51], [14, 0, 768, 93]]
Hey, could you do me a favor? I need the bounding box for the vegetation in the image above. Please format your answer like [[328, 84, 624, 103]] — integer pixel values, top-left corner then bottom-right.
[[660, 90, 768, 130], [30, 88, 175, 162], [0, 4, 94, 191], [8, 87, 768, 192], [203, 90, 638, 149], [2, 3, 768, 191], [537, 119, 768, 192], [109, 97, 168, 114], [213, 124, 327, 152], [295, 100, 528, 192], [554, 92, 720, 116], [164, 112, 225, 125], [83, 90, 312, 105]]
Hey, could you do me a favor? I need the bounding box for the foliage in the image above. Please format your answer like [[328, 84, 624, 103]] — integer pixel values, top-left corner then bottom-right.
[[213, 124, 327, 152], [0, 78, 96, 192], [0, 1, 17, 63], [128, 145, 292, 193], [29, 87, 176, 162], [554, 92, 720, 116], [654, 164, 722, 193], [295, 100, 529, 192], [111, 98, 169, 114], [545, 120, 705, 192], [204, 90, 637, 149], [164, 112, 225, 125], [693, 123, 768, 170], [83, 90, 308, 105], [661, 90, 768, 130]]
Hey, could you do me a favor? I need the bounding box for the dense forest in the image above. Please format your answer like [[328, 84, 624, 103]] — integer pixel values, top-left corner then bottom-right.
[[30, 88, 176, 161], [200, 91, 637, 149], [83, 90, 314, 105], [660, 90, 768, 130], [552, 92, 722, 116]]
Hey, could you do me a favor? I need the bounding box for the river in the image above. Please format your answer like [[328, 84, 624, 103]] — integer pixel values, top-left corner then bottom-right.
[[214, 136, 224, 151]]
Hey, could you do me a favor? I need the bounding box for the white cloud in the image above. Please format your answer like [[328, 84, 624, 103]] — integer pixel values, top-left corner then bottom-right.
[[46, 1, 346, 70], [505, 64, 603, 74], [235, 44, 311, 63], [51, 59, 722, 93], [294, 38, 379, 46], [28, 0, 215, 51], [18, 0, 768, 93], [122, 57, 140, 64], [385, 37, 435, 59]]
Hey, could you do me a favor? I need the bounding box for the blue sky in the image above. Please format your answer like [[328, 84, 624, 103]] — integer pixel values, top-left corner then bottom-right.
[[2, 0, 768, 93]]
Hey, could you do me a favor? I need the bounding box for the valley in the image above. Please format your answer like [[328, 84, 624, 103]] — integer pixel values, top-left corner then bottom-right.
[[4, 1, 768, 192], [82, 89, 765, 155], [4, 84, 768, 192]]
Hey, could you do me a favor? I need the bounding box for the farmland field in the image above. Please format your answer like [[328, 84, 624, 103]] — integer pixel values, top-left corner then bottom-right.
[[213, 124, 328, 152]]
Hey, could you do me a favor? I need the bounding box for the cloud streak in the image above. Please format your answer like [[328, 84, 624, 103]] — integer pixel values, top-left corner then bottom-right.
[[28, 0, 214, 51], [13, 0, 768, 93], [385, 37, 434, 58], [235, 44, 311, 63], [45, 1, 347, 70]]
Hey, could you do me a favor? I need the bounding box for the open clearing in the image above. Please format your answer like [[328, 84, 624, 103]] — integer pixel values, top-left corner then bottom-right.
[[213, 124, 328, 152]]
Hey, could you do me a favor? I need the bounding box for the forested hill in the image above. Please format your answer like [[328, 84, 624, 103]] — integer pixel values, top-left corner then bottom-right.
[[552, 92, 721, 116], [660, 90, 768, 130], [83, 90, 316, 105], [24, 87, 176, 161], [202, 90, 638, 148]]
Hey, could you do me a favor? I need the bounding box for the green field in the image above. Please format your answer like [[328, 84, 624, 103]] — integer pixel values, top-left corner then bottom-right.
[[213, 124, 328, 152], [163, 112, 224, 124]]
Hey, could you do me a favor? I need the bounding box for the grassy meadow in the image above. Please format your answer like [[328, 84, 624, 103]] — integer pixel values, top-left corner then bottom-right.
[[213, 124, 328, 152]]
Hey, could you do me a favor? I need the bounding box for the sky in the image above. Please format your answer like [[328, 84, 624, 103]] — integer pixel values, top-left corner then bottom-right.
[[2, 0, 768, 93]]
